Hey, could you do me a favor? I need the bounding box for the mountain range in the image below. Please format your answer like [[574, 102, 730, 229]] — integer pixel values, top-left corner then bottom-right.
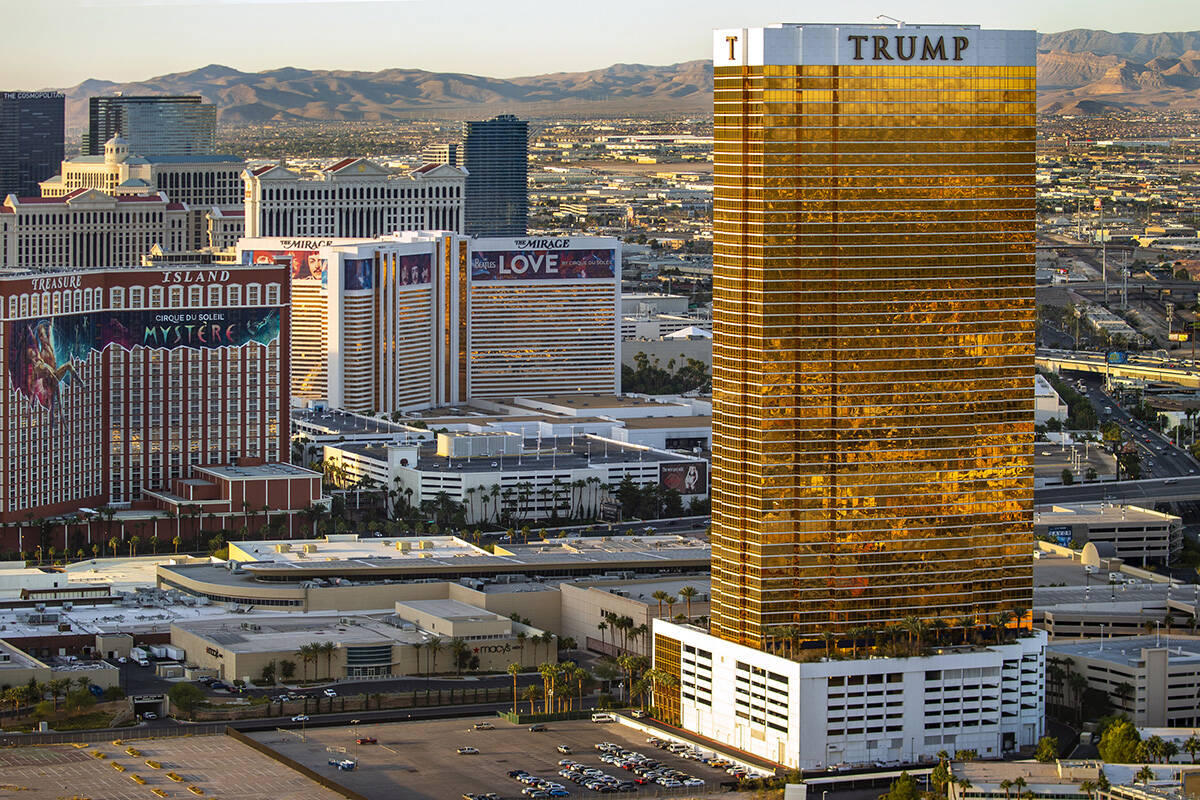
[[55, 29, 1200, 123]]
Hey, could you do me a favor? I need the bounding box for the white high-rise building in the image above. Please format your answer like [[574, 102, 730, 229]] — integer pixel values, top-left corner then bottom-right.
[[243, 159, 466, 239], [237, 233, 621, 413]]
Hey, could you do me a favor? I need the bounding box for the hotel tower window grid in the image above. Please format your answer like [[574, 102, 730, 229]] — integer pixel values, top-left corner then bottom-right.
[[708, 57, 1037, 648]]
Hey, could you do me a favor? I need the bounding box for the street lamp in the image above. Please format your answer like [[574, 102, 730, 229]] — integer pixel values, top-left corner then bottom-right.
[[351, 718, 361, 761]]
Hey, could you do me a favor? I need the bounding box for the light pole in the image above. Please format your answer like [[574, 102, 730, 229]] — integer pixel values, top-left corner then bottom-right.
[[351, 718, 360, 761]]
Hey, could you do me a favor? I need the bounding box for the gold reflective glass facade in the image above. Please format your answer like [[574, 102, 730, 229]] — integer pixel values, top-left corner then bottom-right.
[[710, 62, 1036, 649]]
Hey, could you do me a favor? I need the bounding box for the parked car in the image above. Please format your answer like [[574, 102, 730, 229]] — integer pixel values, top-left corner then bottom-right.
[[529, 723, 548, 732], [557, 745, 573, 754], [356, 737, 377, 745], [457, 746, 480, 755], [473, 722, 495, 730]]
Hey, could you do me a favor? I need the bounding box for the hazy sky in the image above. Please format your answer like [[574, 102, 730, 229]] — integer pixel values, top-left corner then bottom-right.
[[5, 0, 1197, 89]]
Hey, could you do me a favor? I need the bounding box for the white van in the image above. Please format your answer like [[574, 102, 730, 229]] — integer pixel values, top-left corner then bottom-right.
[[591, 712, 618, 723]]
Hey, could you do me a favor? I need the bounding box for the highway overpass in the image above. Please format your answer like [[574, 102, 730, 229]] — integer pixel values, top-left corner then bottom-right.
[[1035, 476, 1200, 506], [1036, 349, 1200, 388]]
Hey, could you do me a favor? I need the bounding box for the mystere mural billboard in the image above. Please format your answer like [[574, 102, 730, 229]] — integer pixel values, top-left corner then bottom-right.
[[471, 239, 616, 282], [6, 308, 280, 412]]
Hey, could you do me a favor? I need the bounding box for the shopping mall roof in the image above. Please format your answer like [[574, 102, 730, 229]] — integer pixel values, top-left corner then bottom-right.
[[175, 613, 424, 653], [174, 533, 710, 586]]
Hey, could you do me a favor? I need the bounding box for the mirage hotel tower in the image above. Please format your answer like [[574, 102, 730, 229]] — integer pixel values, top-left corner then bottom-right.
[[651, 23, 1044, 769]]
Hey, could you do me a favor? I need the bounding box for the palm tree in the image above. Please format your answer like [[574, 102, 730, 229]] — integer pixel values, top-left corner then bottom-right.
[[664, 595, 678, 619], [318, 641, 336, 679], [597, 621, 608, 653], [450, 638, 469, 676], [538, 662, 558, 714], [46, 678, 70, 710], [127, 535, 140, 557], [957, 778, 973, 799], [516, 631, 528, 662], [427, 637, 443, 675], [999, 779, 1014, 800], [411, 642, 423, 676], [650, 590, 669, 618], [521, 684, 541, 714], [1079, 780, 1096, 800], [507, 663, 522, 714], [295, 643, 317, 682], [678, 586, 699, 620], [1183, 734, 1200, 763], [821, 631, 836, 658], [1136, 766, 1155, 785]]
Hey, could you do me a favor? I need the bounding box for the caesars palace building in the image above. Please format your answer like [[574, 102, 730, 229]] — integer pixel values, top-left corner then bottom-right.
[[239, 233, 621, 413]]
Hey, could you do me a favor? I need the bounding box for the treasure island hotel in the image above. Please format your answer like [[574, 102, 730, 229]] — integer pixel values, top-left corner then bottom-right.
[[651, 23, 1044, 768]]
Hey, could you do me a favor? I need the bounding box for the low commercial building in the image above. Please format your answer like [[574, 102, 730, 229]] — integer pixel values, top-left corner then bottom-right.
[[157, 532, 711, 613], [319, 431, 708, 524], [947, 760, 1101, 800], [0, 639, 119, 689], [172, 604, 550, 683], [1048, 636, 1200, 727], [1035, 373, 1068, 425], [1035, 504, 1182, 565]]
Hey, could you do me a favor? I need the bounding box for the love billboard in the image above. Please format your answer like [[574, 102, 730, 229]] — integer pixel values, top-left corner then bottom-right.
[[471, 247, 616, 282]]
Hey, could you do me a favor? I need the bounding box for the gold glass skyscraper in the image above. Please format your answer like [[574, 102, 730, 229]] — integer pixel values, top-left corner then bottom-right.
[[708, 24, 1037, 649]]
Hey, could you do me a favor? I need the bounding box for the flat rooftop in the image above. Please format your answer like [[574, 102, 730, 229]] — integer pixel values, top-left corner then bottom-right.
[[519, 394, 665, 409], [620, 415, 711, 429], [1036, 502, 1178, 524], [953, 760, 1094, 787], [197, 462, 320, 480], [166, 534, 710, 587], [232, 534, 486, 564], [176, 613, 424, 652], [291, 407, 421, 436], [335, 435, 692, 473], [1048, 635, 1200, 667]]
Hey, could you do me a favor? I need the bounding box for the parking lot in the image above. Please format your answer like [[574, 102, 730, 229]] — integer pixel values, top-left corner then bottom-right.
[[0, 733, 342, 800], [248, 715, 742, 799]]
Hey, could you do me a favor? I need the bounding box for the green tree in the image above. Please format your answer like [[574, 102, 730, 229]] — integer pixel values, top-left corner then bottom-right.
[[1136, 765, 1155, 784], [279, 659, 296, 681], [1035, 735, 1060, 763], [1098, 718, 1142, 763], [168, 683, 205, 714], [65, 689, 97, 712], [1061, 469, 1074, 486], [882, 772, 921, 800]]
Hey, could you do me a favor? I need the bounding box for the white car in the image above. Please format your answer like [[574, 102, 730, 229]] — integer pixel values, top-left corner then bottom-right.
[[323, 689, 337, 697], [142, 712, 157, 720], [292, 714, 310, 722]]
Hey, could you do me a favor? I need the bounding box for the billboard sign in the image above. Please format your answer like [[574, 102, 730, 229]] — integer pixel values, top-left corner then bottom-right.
[[471, 247, 615, 282], [1169, 332, 1189, 342], [1106, 350, 1128, 365], [243, 248, 326, 283], [660, 461, 707, 495], [343, 258, 374, 291], [6, 308, 280, 411], [396, 253, 432, 286], [1047, 525, 1073, 547]]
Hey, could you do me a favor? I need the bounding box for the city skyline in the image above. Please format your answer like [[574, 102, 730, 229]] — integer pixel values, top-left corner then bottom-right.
[[3, 0, 1196, 90]]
